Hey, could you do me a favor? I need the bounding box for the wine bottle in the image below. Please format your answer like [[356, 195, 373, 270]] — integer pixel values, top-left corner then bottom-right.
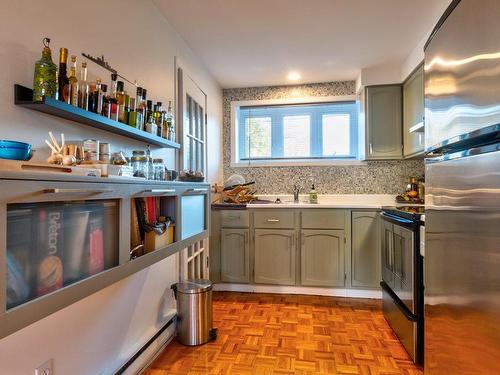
[[57, 48, 70, 103]]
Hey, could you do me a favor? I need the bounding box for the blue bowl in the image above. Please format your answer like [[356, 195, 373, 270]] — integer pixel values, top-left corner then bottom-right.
[[0, 140, 32, 161]]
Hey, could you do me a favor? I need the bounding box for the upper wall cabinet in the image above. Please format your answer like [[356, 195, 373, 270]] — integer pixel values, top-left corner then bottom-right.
[[403, 64, 425, 158], [364, 85, 403, 160]]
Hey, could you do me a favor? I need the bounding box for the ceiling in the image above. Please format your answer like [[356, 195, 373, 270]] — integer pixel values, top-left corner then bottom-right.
[[154, 0, 450, 88]]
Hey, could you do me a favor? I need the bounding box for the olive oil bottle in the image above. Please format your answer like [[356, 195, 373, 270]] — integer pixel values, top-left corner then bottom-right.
[[33, 38, 57, 101], [68, 55, 79, 106]]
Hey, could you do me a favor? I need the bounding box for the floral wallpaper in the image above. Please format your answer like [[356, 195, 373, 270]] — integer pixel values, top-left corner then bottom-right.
[[222, 81, 424, 194]]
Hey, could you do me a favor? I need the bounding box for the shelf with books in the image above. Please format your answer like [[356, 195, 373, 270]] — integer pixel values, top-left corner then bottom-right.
[[0, 178, 209, 340], [13, 84, 181, 149]]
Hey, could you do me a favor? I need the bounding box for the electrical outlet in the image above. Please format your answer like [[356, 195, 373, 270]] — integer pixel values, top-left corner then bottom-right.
[[35, 359, 53, 375]]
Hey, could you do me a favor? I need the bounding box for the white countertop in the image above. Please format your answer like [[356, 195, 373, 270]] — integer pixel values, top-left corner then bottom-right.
[[248, 194, 399, 209]]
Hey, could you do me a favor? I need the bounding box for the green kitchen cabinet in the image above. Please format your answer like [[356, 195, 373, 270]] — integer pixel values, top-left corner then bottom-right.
[[254, 229, 296, 285], [300, 229, 345, 287], [220, 228, 250, 283], [351, 211, 381, 289], [403, 63, 425, 158], [365, 84, 403, 160]]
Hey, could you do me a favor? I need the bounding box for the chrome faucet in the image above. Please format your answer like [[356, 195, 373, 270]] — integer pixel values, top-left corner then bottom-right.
[[293, 185, 300, 203]]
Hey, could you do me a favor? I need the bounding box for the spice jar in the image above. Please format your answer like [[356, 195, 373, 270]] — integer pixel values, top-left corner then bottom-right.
[[131, 156, 147, 178], [153, 158, 164, 180]]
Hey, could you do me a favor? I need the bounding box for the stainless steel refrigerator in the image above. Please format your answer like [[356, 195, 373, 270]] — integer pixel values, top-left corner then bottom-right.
[[424, 0, 500, 374]]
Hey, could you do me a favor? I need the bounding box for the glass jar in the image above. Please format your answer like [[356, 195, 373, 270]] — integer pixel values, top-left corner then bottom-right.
[[153, 158, 164, 181], [132, 150, 145, 157], [131, 156, 147, 178]]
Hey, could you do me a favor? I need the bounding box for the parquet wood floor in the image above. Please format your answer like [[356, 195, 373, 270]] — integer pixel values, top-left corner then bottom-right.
[[145, 292, 422, 375]]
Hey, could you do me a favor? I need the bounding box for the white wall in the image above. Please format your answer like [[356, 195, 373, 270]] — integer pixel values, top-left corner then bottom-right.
[[0, 0, 222, 373]]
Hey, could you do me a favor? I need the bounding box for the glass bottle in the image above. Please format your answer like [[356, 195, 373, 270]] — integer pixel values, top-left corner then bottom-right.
[[87, 83, 96, 112], [57, 48, 70, 103], [33, 37, 57, 101], [94, 78, 104, 114], [134, 87, 143, 129], [109, 73, 119, 121], [124, 94, 130, 124], [78, 61, 88, 109], [166, 101, 175, 142], [128, 97, 137, 127], [146, 145, 153, 180], [138, 89, 148, 130], [101, 84, 109, 117], [68, 55, 79, 106], [154, 102, 163, 137], [116, 81, 126, 123], [145, 110, 158, 136]]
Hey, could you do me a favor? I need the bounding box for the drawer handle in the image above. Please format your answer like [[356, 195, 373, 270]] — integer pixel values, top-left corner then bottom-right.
[[143, 189, 176, 194], [186, 188, 208, 192], [42, 188, 112, 195], [267, 218, 280, 223]]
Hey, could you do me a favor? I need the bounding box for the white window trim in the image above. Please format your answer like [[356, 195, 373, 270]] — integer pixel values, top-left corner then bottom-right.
[[230, 95, 362, 167]]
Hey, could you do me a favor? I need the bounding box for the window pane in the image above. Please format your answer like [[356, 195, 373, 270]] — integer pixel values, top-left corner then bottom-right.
[[322, 114, 350, 156], [245, 117, 271, 158], [283, 115, 310, 157]]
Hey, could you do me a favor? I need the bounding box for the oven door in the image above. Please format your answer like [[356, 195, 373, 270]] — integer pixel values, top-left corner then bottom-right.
[[380, 212, 417, 313]]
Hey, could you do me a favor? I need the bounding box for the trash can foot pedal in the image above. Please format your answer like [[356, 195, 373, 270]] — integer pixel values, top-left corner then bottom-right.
[[209, 328, 218, 341]]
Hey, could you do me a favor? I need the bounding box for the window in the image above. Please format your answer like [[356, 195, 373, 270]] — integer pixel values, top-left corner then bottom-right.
[[178, 67, 207, 175], [236, 101, 358, 164]]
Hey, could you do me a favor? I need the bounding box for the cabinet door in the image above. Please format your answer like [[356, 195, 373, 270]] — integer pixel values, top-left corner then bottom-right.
[[381, 220, 395, 289], [254, 229, 295, 285], [366, 85, 403, 159], [220, 229, 250, 283], [351, 211, 381, 289], [403, 64, 425, 158], [300, 230, 345, 287]]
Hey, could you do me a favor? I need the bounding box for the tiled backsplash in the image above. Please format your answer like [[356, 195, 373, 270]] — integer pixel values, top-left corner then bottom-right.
[[223, 81, 424, 195]]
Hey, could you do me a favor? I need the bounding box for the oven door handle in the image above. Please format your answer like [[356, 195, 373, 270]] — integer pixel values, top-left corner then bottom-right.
[[380, 212, 417, 229], [380, 281, 418, 322]]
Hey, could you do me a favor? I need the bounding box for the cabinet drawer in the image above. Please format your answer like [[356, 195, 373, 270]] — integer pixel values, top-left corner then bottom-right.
[[253, 210, 294, 228], [301, 209, 345, 229], [220, 210, 249, 228]]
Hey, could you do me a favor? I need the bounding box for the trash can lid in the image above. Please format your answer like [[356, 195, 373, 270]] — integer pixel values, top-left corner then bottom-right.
[[175, 279, 212, 294]]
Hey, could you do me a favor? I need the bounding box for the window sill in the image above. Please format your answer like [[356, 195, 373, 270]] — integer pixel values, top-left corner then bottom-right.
[[230, 159, 367, 168]]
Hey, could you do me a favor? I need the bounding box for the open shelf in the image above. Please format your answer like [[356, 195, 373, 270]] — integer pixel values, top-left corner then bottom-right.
[[14, 84, 181, 149]]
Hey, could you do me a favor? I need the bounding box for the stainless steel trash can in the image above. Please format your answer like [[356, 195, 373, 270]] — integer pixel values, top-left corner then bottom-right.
[[171, 279, 217, 346]]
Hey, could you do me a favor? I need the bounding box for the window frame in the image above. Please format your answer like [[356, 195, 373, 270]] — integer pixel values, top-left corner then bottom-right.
[[231, 95, 362, 167]]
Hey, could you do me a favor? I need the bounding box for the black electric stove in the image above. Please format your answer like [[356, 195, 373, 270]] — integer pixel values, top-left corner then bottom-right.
[[380, 204, 425, 365]]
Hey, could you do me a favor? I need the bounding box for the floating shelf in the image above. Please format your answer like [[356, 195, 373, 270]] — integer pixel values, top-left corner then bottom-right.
[[14, 84, 180, 149]]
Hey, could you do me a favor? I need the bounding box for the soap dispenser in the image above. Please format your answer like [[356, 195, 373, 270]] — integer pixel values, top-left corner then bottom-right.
[[309, 183, 318, 204]]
